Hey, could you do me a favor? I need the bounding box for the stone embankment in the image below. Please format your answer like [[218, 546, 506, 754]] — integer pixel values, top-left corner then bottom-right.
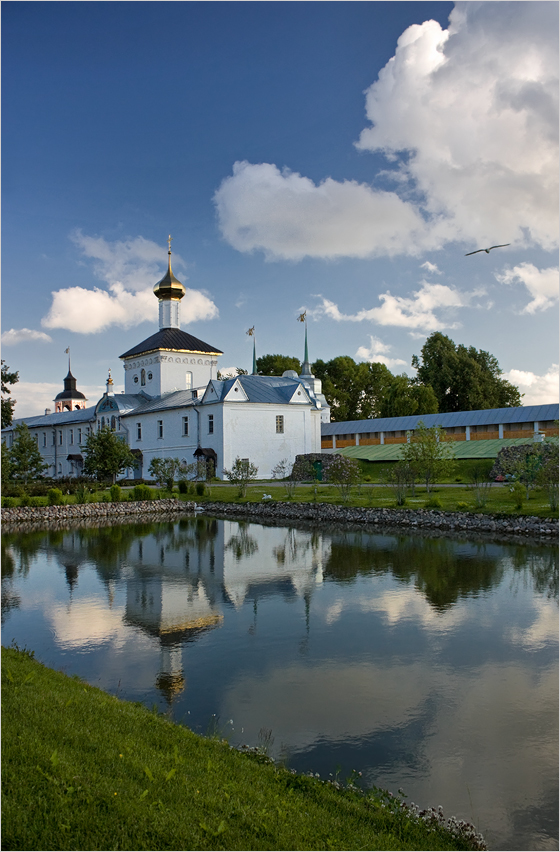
[[201, 501, 558, 539], [1, 499, 194, 525]]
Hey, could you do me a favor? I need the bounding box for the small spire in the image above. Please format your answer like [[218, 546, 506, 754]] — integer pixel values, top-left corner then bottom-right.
[[298, 312, 313, 377], [247, 326, 257, 374]]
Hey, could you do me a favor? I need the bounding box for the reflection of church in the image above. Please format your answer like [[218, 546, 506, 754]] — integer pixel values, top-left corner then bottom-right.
[[2, 236, 329, 480]]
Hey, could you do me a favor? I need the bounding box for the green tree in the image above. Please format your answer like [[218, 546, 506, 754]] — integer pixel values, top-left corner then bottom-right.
[[148, 457, 191, 491], [1, 361, 19, 428], [327, 455, 361, 503], [82, 426, 138, 484], [256, 354, 301, 376], [8, 423, 48, 483], [380, 374, 438, 418], [400, 422, 455, 493], [312, 357, 394, 421], [223, 456, 258, 497], [1, 440, 13, 484], [411, 332, 522, 412]]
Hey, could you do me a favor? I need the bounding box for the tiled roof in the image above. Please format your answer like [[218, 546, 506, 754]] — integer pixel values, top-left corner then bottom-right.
[[321, 404, 559, 435], [120, 328, 223, 359]]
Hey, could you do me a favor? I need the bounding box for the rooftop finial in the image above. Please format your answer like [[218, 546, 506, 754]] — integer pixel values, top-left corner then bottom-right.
[[167, 234, 173, 255], [298, 311, 313, 377]]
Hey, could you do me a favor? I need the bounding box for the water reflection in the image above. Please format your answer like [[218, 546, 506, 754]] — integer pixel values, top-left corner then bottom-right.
[[1, 517, 557, 851]]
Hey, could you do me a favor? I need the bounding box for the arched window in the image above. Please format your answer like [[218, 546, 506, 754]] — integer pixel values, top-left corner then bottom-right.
[[185, 371, 193, 390], [111, 415, 116, 430], [101, 416, 105, 428], [141, 369, 146, 386]]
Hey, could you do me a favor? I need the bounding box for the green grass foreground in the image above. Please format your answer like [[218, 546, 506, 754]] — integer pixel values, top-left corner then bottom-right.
[[2, 647, 485, 851]]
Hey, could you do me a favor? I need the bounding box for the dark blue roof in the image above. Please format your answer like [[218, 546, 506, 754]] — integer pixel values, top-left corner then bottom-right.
[[321, 404, 559, 435], [120, 328, 222, 359]]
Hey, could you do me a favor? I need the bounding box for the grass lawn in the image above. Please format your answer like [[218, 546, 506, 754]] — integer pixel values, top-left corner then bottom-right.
[[2, 647, 484, 851]]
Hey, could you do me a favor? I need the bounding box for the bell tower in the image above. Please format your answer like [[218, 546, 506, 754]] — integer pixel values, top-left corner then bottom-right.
[[153, 235, 186, 329]]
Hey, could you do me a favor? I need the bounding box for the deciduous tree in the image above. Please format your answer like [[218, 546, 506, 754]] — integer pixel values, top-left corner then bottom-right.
[[380, 374, 438, 418], [1, 361, 19, 428], [256, 354, 301, 376], [412, 332, 522, 412], [8, 423, 48, 483], [223, 456, 258, 497], [82, 426, 138, 484], [400, 422, 455, 493], [312, 357, 394, 421]]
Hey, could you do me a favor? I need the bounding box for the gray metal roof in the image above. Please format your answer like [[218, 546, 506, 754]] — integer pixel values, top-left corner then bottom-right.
[[321, 404, 559, 435], [120, 390, 198, 417], [3, 406, 97, 432], [215, 375, 313, 405]]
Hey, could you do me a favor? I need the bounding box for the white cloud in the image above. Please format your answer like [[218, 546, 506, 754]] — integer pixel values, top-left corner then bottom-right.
[[214, 161, 427, 261], [310, 281, 477, 332], [495, 263, 559, 313], [1, 328, 52, 346], [356, 2, 558, 251], [355, 335, 407, 368], [215, 3, 558, 260], [503, 364, 559, 405], [41, 232, 219, 334], [420, 261, 441, 275], [9, 381, 108, 419]]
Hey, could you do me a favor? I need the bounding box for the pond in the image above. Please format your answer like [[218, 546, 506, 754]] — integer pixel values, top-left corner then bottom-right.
[[2, 515, 558, 851]]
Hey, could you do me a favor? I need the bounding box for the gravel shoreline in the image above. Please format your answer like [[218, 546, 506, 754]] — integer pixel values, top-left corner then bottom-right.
[[1, 499, 557, 541]]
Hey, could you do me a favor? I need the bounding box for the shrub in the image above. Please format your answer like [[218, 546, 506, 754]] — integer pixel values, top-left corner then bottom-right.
[[456, 501, 469, 511], [132, 484, 153, 501], [109, 484, 122, 502], [28, 496, 43, 507], [47, 488, 64, 506], [19, 493, 31, 507], [195, 482, 206, 497], [74, 484, 90, 504], [424, 496, 443, 509], [178, 480, 189, 494], [2, 497, 17, 508]]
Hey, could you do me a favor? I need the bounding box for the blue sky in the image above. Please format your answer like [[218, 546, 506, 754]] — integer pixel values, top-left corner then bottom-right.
[[2, 1, 558, 417]]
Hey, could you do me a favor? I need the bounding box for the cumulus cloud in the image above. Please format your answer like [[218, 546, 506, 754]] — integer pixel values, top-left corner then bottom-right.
[[355, 336, 407, 368], [1, 328, 52, 346], [495, 263, 559, 313], [215, 161, 427, 260], [215, 3, 558, 260], [41, 232, 219, 334], [310, 281, 478, 332], [9, 381, 108, 419], [420, 261, 441, 274], [503, 364, 559, 405]]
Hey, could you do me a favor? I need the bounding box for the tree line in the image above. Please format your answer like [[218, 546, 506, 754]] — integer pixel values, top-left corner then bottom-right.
[[256, 332, 522, 421]]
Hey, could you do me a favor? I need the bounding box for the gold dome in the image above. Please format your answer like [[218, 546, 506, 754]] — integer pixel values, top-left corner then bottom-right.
[[153, 237, 185, 301]]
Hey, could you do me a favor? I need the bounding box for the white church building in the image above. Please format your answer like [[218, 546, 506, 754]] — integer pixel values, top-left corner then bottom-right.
[[2, 239, 330, 480]]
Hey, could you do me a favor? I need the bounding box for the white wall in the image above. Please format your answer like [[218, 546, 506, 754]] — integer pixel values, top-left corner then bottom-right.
[[123, 352, 219, 396]]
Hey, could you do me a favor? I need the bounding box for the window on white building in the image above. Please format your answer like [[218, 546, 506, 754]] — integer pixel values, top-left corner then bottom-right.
[[208, 414, 214, 434], [137, 423, 142, 440], [70, 429, 74, 444], [78, 428, 82, 444], [276, 415, 284, 434], [111, 416, 116, 430], [158, 420, 164, 439], [43, 432, 47, 447], [182, 417, 189, 437], [185, 371, 193, 390], [141, 369, 146, 387], [59, 430, 63, 445]]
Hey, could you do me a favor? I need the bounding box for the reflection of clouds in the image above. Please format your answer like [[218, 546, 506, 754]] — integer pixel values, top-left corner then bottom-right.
[[324, 588, 469, 633], [417, 663, 558, 849], [507, 599, 558, 650], [223, 661, 429, 753], [50, 599, 129, 650]]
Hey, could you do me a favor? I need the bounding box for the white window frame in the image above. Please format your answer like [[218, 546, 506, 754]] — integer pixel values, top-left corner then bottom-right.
[[182, 416, 189, 437], [208, 414, 214, 434], [157, 420, 164, 439], [276, 415, 284, 434]]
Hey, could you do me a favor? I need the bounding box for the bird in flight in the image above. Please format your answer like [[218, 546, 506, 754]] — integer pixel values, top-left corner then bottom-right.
[[465, 244, 510, 256]]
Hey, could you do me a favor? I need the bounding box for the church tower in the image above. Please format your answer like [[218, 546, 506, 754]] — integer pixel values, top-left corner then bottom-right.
[[120, 236, 223, 396], [54, 356, 88, 412]]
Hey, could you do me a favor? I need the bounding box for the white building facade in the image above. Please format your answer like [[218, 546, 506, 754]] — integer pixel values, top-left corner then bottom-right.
[[2, 239, 329, 480]]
